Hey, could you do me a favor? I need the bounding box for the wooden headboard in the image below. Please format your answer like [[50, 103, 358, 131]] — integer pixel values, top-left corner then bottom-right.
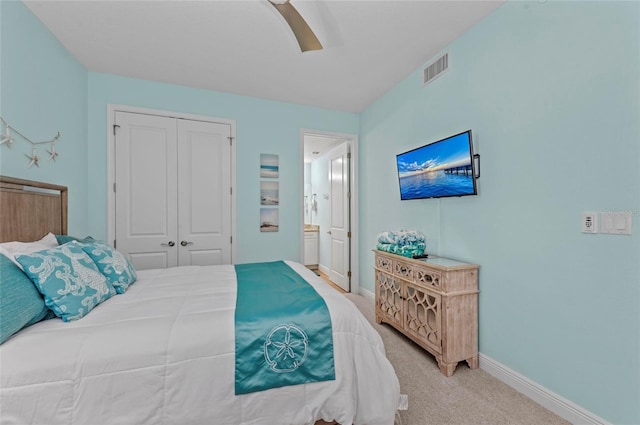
[[0, 176, 68, 243]]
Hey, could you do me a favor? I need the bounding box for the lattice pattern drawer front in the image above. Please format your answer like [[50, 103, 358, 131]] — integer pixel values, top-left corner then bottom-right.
[[404, 283, 441, 353], [394, 260, 414, 281], [376, 254, 393, 273], [414, 267, 442, 291], [376, 271, 403, 324]]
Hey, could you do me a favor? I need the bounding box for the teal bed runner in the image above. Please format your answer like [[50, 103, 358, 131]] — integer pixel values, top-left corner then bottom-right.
[[234, 261, 335, 395]]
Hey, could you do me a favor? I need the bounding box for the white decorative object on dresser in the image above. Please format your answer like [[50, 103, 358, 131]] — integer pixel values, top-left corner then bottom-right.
[[374, 250, 479, 377]]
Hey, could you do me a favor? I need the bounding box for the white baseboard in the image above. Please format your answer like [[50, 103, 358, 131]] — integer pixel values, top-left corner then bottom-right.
[[479, 354, 610, 425], [318, 264, 330, 276], [357, 287, 375, 301]]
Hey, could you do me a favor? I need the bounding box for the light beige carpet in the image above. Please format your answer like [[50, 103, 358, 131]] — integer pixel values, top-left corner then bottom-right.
[[344, 293, 570, 425]]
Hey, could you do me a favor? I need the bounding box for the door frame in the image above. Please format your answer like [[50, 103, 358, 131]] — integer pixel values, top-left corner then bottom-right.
[[107, 104, 237, 263], [300, 129, 359, 295]]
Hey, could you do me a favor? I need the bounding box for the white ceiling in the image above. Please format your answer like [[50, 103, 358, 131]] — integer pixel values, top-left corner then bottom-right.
[[24, 0, 504, 114], [303, 133, 344, 163]]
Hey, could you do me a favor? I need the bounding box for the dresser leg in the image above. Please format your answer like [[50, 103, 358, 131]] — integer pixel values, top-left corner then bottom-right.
[[466, 356, 479, 370], [436, 359, 457, 377]]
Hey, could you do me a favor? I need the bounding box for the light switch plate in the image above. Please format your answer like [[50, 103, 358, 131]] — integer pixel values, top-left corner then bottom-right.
[[600, 211, 632, 235]]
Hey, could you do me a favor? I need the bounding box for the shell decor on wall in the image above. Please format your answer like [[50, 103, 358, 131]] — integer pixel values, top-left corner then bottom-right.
[[0, 117, 61, 168]]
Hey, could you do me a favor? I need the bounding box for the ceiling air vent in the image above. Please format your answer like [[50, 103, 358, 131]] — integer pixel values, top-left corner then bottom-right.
[[423, 53, 449, 85]]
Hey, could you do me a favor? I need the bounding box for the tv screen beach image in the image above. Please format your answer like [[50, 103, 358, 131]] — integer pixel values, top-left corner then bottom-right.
[[396, 132, 475, 199], [260, 154, 279, 178], [260, 208, 279, 232], [260, 181, 279, 205]]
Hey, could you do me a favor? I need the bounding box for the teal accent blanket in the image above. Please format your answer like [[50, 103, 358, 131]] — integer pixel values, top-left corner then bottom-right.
[[234, 261, 335, 395], [376, 242, 426, 258]]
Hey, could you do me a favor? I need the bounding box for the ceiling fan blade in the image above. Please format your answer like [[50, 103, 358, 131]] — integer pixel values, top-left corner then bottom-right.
[[269, 1, 323, 52]]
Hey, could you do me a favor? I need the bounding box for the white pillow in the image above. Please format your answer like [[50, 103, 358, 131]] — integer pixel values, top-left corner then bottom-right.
[[0, 232, 59, 269]]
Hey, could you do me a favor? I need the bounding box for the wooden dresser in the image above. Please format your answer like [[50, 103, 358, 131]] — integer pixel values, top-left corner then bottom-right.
[[374, 250, 479, 376]]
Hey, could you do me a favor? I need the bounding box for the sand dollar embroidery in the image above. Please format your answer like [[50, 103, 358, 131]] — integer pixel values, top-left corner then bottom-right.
[[264, 324, 309, 373]]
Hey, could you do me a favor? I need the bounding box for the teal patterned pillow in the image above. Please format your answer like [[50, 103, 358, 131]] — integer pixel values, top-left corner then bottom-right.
[[15, 242, 116, 322], [77, 241, 137, 294]]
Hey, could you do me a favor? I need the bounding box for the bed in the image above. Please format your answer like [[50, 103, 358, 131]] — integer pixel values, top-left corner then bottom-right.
[[0, 176, 400, 425]]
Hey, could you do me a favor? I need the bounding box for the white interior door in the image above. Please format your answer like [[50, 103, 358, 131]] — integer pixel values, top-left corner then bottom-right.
[[114, 111, 232, 270], [328, 143, 350, 291], [114, 112, 178, 270], [177, 119, 232, 266]]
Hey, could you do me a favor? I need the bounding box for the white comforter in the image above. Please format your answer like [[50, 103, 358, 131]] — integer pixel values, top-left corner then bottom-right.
[[0, 261, 399, 425]]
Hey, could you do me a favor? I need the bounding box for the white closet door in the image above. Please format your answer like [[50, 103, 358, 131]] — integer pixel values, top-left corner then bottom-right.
[[114, 112, 179, 270], [177, 119, 232, 266], [114, 111, 233, 270]]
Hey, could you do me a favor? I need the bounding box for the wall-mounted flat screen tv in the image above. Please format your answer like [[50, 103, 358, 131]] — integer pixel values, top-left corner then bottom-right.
[[396, 130, 477, 200]]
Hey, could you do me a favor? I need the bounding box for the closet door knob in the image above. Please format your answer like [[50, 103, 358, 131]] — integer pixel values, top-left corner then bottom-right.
[[180, 241, 193, 247], [161, 241, 175, 247]]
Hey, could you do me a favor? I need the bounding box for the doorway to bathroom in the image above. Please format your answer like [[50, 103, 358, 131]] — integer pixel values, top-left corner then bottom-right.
[[301, 130, 358, 294]]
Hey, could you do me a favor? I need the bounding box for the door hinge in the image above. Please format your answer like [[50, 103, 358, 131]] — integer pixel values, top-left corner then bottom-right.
[[113, 124, 120, 135], [228, 136, 234, 146], [347, 152, 351, 159], [230, 187, 233, 195], [230, 236, 233, 244], [113, 240, 116, 249], [347, 271, 352, 278], [347, 191, 351, 199], [347, 231, 351, 238], [113, 182, 116, 193]]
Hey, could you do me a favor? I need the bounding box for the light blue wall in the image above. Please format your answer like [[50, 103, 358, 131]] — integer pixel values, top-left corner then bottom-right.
[[0, 1, 88, 236], [87, 73, 359, 263], [359, 1, 639, 423]]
